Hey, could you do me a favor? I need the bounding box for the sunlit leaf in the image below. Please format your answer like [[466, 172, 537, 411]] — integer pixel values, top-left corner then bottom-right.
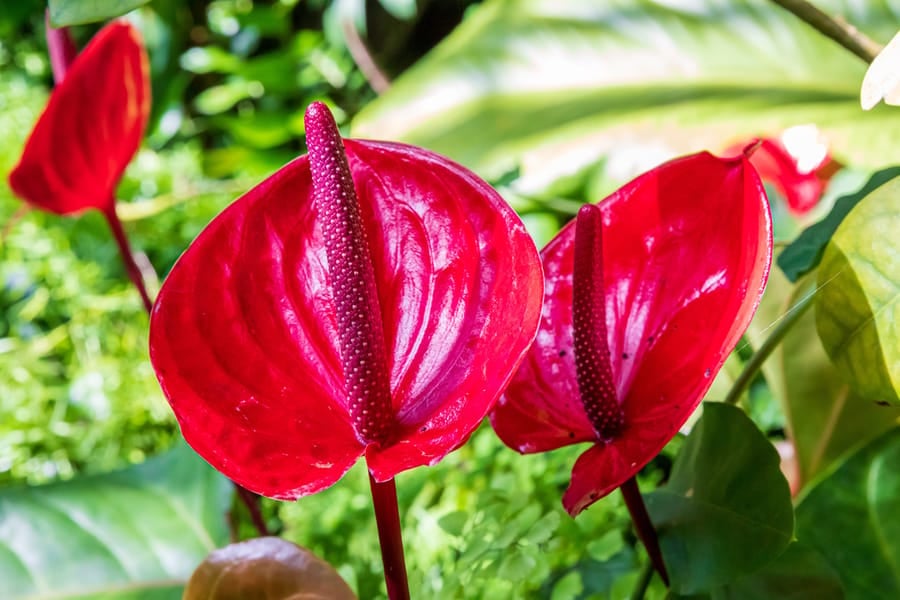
[[353, 0, 900, 196], [778, 167, 900, 282], [815, 177, 900, 404], [48, 0, 150, 27]]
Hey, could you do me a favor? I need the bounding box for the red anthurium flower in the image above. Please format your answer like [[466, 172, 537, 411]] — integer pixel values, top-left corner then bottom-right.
[[149, 102, 543, 500], [726, 126, 839, 215], [490, 150, 772, 516], [8, 20, 150, 216]]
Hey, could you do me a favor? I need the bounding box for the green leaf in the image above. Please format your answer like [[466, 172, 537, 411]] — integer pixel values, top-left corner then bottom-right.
[[646, 403, 793, 594], [437, 510, 468, 537], [183, 537, 356, 600], [779, 276, 900, 487], [48, 0, 151, 26], [710, 542, 843, 600], [778, 167, 900, 282], [352, 0, 900, 195], [796, 427, 900, 599], [815, 177, 900, 404], [0, 442, 232, 599]]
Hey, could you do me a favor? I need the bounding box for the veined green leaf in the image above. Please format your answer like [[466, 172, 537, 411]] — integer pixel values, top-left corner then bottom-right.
[[796, 427, 900, 599], [353, 0, 900, 195], [0, 442, 232, 599], [48, 0, 150, 27], [782, 276, 900, 487], [646, 403, 793, 594], [816, 177, 900, 404]]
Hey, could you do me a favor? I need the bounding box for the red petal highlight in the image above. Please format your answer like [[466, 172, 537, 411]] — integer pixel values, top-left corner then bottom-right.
[[8, 21, 150, 215], [491, 151, 772, 513], [150, 140, 543, 498]]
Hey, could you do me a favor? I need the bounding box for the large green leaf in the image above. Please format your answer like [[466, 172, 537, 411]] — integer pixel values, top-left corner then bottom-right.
[[48, 0, 151, 26], [778, 167, 900, 282], [710, 542, 843, 600], [353, 0, 900, 194], [0, 442, 233, 599], [796, 427, 900, 599], [646, 403, 793, 594], [781, 276, 900, 487], [815, 177, 900, 404]]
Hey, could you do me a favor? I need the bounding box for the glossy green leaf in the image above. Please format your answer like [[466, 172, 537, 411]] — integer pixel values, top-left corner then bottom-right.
[[710, 542, 843, 600], [0, 442, 232, 599], [778, 167, 900, 282], [353, 0, 900, 195], [646, 403, 793, 594], [796, 427, 900, 599], [48, 0, 150, 26], [183, 537, 356, 600], [780, 277, 899, 487], [816, 177, 900, 404]]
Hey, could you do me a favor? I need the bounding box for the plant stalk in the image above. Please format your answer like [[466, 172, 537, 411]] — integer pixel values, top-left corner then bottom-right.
[[620, 476, 669, 586], [101, 204, 154, 314], [629, 559, 655, 600], [102, 202, 270, 537], [768, 0, 882, 63], [369, 474, 411, 600], [724, 291, 815, 406]]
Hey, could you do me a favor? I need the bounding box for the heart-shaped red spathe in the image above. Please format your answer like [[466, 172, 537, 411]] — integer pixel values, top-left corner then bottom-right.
[[8, 21, 150, 215], [490, 151, 772, 516], [149, 139, 544, 500]]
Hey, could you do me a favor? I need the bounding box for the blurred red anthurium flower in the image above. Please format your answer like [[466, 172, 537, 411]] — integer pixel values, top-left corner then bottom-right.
[[149, 102, 543, 500], [8, 20, 150, 215], [726, 126, 839, 215], [490, 150, 772, 516]]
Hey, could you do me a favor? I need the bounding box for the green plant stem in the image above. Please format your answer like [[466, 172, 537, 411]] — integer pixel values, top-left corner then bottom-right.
[[620, 476, 669, 586], [369, 474, 410, 600], [630, 560, 655, 600], [768, 0, 882, 63], [724, 291, 815, 406]]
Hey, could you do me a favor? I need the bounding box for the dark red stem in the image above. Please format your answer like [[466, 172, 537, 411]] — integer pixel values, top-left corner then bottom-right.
[[235, 484, 271, 537], [44, 9, 78, 85], [101, 204, 154, 314], [102, 204, 269, 537], [369, 474, 410, 600], [620, 476, 669, 586]]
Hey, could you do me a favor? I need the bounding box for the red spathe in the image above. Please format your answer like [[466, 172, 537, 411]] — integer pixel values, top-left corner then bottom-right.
[[149, 139, 544, 500], [490, 151, 772, 516], [9, 21, 150, 215]]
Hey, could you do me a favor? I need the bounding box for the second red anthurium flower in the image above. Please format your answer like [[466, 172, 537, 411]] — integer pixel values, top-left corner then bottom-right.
[[490, 149, 773, 516], [149, 102, 544, 500]]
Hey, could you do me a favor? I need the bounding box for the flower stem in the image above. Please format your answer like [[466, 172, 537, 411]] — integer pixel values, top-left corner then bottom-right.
[[620, 476, 669, 586], [101, 204, 154, 314], [724, 290, 815, 406], [369, 474, 410, 600], [235, 484, 271, 537], [102, 203, 270, 537], [768, 0, 882, 63], [629, 559, 655, 600]]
